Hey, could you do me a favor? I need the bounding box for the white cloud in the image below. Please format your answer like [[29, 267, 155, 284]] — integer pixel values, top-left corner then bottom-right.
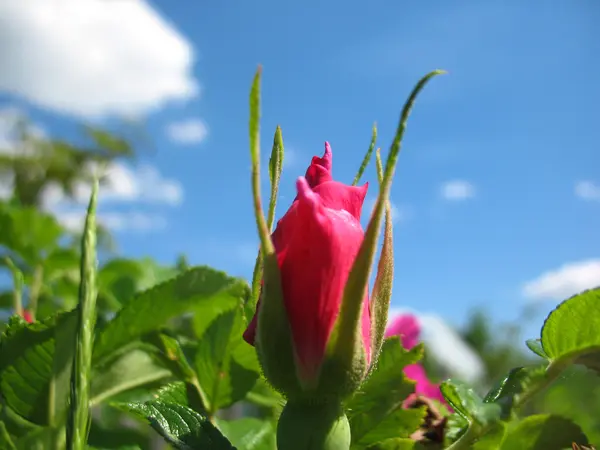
[[41, 162, 183, 209], [575, 181, 600, 201], [57, 210, 167, 233], [419, 314, 485, 383], [522, 259, 600, 301], [0, 0, 198, 117], [166, 118, 208, 144], [40, 161, 182, 233], [0, 106, 46, 156], [441, 180, 476, 201]]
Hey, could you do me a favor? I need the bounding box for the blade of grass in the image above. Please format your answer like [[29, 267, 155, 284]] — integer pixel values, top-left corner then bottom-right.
[[66, 179, 99, 450]]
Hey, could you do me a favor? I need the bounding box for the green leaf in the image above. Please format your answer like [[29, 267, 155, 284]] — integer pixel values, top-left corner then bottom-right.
[[44, 248, 80, 281], [0, 291, 13, 309], [0, 421, 17, 450], [440, 379, 500, 427], [116, 401, 234, 450], [483, 365, 546, 419], [90, 348, 172, 406], [218, 418, 275, 450], [12, 426, 56, 450], [97, 258, 146, 308], [365, 439, 427, 450], [192, 294, 240, 339], [0, 403, 41, 442], [93, 266, 250, 362], [148, 380, 207, 415], [346, 338, 423, 446], [0, 205, 63, 266], [472, 422, 507, 449], [541, 287, 600, 374], [195, 308, 260, 414], [526, 339, 548, 359], [153, 382, 191, 406], [499, 414, 588, 450], [144, 332, 196, 381], [351, 409, 426, 449], [0, 311, 77, 426]]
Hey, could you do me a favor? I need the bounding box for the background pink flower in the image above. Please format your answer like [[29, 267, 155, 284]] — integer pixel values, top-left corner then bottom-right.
[[385, 313, 447, 406]]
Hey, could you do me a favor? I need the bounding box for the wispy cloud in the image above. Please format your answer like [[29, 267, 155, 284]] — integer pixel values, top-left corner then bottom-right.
[[166, 118, 208, 145], [0, 0, 197, 117], [522, 259, 600, 302], [41, 163, 183, 209], [575, 180, 600, 201], [57, 211, 167, 234], [440, 180, 476, 201], [41, 162, 182, 234]]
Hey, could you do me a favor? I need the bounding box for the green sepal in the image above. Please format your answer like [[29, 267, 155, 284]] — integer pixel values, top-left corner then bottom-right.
[[248, 67, 301, 398], [247, 126, 285, 323], [352, 123, 377, 186], [370, 149, 394, 367], [325, 70, 445, 399]]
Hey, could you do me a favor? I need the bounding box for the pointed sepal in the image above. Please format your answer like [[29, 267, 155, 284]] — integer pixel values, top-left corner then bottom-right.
[[325, 70, 446, 397], [247, 67, 301, 397], [370, 149, 394, 366]]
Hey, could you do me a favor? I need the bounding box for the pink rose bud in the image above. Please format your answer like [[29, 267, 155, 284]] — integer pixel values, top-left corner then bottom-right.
[[245, 143, 371, 396]]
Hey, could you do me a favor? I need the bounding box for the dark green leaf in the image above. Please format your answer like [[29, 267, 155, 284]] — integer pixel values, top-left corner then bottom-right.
[[93, 266, 250, 362], [0, 421, 17, 450], [0, 403, 41, 442], [365, 439, 427, 450], [483, 365, 546, 419], [351, 409, 426, 449], [115, 401, 234, 450], [541, 287, 600, 374], [0, 291, 13, 309], [153, 382, 190, 406], [144, 332, 196, 381], [192, 293, 240, 339], [44, 248, 80, 280], [90, 348, 172, 406], [218, 418, 275, 450], [472, 422, 506, 449], [499, 414, 588, 450], [0, 311, 77, 426], [440, 379, 500, 426], [346, 338, 423, 445], [0, 205, 63, 266], [195, 308, 260, 413]]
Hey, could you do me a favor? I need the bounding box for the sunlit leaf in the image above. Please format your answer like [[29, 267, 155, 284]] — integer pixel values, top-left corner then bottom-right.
[[116, 401, 234, 450], [541, 287, 600, 374]]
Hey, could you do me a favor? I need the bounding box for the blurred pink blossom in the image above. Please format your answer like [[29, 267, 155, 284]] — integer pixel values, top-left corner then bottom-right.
[[385, 313, 447, 406], [22, 310, 33, 323]]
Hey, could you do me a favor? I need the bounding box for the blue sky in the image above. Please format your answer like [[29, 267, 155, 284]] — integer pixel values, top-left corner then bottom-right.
[[1, 0, 599, 340]]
